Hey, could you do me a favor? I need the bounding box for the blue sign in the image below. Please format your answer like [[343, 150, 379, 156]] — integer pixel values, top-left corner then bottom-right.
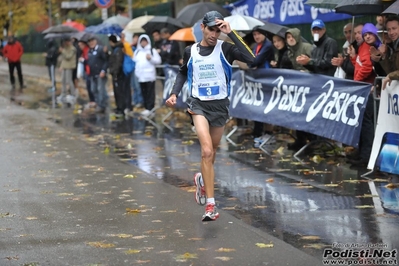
[[224, 0, 352, 25], [229, 68, 371, 147], [95, 0, 113, 9], [163, 66, 371, 146]]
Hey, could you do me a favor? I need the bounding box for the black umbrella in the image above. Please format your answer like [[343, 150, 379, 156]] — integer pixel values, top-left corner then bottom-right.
[[335, 0, 395, 15], [382, 0, 399, 14], [257, 23, 309, 42], [42, 25, 78, 34], [176, 2, 231, 26], [304, 0, 343, 9], [142, 16, 184, 34]]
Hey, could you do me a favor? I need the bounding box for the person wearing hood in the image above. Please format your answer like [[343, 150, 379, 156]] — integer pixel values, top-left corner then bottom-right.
[[3, 35, 25, 90], [297, 19, 338, 76], [270, 34, 292, 69], [108, 34, 129, 117], [285, 28, 314, 151], [133, 34, 162, 116], [44, 39, 60, 90], [285, 28, 312, 72], [247, 25, 275, 146], [346, 23, 380, 167]]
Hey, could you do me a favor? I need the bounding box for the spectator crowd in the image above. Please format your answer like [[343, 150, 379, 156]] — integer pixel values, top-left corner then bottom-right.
[[1, 14, 399, 169]]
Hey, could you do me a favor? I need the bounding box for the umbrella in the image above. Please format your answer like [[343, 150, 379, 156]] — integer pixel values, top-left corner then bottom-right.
[[304, 0, 343, 9], [44, 33, 72, 39], [176, 2, 230, 26], [63, 20, 85, 31], [382, 0, 399, 14], [224, 15, 264, 32], [85, 23, 123, 35], [258, 22, 289, 39], [124, 15, 155, 33], [103, 15, 131, 28], [335, 0, 395, 15], [255, 22, 309, 43], [42, 24, 78, 34], [169, 28, 196, 42], [142, 16, 184, 34]]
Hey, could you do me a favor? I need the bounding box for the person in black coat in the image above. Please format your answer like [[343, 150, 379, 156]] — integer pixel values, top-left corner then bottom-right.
[[44, 39, 60, 90]]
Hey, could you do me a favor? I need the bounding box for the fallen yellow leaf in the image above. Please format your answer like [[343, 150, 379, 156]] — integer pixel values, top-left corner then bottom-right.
[[324, 184, 339, 187], [175, 252, 198, 260], [216, 248, 236, 252], [25, 217, 38, 220], [215, 256, 233, 261], [300, 236, 321, 240], [87, 241, 115, 248], [265, 178, 274, 183], [256, 243, 274, 248], [126, 208, 141, 214], [303, 243, 330, 249], [125, 249, 141, 254], [124, 174, 136, 179], [385, 183, 399, 189], [355, 205, 375, 209]]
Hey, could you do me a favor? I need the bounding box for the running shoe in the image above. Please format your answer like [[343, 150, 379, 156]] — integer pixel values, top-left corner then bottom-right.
[[194, 172, 206, 205], [202, 203, 219, 222]]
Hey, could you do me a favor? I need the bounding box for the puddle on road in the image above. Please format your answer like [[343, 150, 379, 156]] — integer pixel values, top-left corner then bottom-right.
[[2, 76, 399, 260]]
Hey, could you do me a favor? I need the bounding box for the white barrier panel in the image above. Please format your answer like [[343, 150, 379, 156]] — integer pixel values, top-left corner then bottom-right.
[[368, 81, 399, 173]]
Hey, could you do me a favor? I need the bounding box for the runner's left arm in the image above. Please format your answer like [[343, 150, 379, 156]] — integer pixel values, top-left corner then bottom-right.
[[222, 31, 255, 65]]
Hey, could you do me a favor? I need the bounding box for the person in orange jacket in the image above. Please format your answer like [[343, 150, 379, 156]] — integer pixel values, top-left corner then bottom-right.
[[3, 35, 25, 90]]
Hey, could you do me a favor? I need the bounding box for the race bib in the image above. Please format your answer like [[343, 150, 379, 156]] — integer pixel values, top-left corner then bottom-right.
[[198, 85, 220, 97]]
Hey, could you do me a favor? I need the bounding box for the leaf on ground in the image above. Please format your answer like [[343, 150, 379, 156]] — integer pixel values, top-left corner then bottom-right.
[[303, 243, 330, 249], [253, 205, 267, 209], [343, 179, 361, 183], [373, 178, 389, 182], [274, 146, 285, 155], [25, 217, 38, 220], [300, 236, 321, 240], [222, 206, 236, 210], [215, 257, 233, 261], [74, 183, 89, 187], [296, 185, 314, 189], [355, 205, 375, 209], [175, 252, 198, 261], [385, 183, 399, 189], [103, 147, 110, 155], [0, 212, 14, 218], [108, 233, 133, 238], [134, 260, 151, 264], [182, 140, 194, 145], [87, 241, 115, 248], [256, 243, 274, 248], [58, 193, 74, 196], [216, 248, 236, 252], [160, 210, 177, 213], [124, 174, 136, 179], [125, 249, 141, 254], [126, 208, 141, 214], [311, 155, 324, 163], [142, 181, 155, 184], [356, 194, 379, 198], [8, 189, 20, 192], [5, 255, 19, 260], [265, 178, 274, 183], [132, 235, 148, 239], [324, 184, 340, 187], [158, 250, 174, 253], [269, 169, 291, 173]]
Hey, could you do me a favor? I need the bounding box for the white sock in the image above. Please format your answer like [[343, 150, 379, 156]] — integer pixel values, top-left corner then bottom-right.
[[200, 174, 204, 186], [207, 198, 215, 205]]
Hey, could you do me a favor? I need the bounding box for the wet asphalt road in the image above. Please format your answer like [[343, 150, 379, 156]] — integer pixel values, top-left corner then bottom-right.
[[0, 64, 398, 265]]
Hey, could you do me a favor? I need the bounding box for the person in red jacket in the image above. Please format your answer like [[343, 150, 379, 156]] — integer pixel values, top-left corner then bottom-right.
[[347, 23, 379, 167], [3, 35, 24, 90]]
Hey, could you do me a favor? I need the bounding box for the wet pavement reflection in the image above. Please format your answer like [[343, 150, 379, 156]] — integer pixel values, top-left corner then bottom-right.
[[2, 78, 399, 260]]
